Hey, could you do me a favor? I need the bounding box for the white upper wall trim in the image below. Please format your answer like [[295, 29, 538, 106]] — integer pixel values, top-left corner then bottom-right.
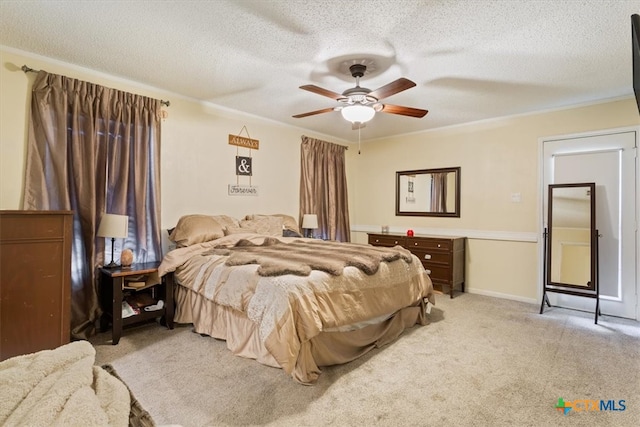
[[539, 126, 639, 144], [362, 95, 636, 143], [1, 45, 353, 146]]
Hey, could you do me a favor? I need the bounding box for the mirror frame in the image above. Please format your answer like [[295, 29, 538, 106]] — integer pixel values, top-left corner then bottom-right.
[[545, 182, 597, 292], [395, 167, 461, 217]]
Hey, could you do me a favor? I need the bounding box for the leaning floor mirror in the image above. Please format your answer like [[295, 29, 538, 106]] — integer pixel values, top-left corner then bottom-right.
[[540, 182, 600, 323]]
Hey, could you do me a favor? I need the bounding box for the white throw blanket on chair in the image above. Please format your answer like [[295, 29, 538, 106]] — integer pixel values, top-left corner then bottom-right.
[[0, 340, 130, 426]]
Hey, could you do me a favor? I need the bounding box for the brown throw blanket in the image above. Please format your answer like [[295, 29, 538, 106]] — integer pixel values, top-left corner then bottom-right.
[[205, 238, 414, 276]]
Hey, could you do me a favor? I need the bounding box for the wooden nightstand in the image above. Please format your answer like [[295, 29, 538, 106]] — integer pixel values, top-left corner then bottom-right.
[[99, 261, 173, 344]]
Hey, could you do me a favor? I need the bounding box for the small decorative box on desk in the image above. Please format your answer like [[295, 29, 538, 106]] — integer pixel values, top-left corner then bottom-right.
[[99, 261, 174, 344], [368, 233, 466, 298]]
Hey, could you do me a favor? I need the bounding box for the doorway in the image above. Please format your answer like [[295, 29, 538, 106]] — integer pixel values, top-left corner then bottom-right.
[[541, 127, 638, 320]]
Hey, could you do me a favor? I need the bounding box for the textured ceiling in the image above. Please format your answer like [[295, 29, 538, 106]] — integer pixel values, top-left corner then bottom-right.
[[1, 0, 638, 142]]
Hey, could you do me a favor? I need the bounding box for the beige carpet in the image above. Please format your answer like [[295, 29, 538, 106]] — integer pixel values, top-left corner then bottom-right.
[[91, 293, 640, 427]]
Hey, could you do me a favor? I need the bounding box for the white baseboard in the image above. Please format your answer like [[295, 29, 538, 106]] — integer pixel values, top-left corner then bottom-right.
[[465, 287, 539, 305]]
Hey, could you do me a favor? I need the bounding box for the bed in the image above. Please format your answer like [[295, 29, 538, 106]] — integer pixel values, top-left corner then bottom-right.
[[158, 214, 434, 384]]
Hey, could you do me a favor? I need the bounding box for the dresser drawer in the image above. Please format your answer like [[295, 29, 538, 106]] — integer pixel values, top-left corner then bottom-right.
[[368, 234, 405, 247], [0, 214, 67, 241], [423, 263, 452, 284], [411, 249, 450, 265], [407, 237, 452, 251]]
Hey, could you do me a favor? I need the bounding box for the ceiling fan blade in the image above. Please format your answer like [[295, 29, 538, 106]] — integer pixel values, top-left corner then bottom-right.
[[368, 78, 416, 100], [381, 104, 429, 118], [299, 85, 344, 100], [292, 107, 335, 118]]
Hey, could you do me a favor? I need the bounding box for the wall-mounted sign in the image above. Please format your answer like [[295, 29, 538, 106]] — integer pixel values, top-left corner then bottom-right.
[[229, 126, 257, 194], [228, 185, 259, 196], [236, 156, 252, 176], [229, 134, 259, 150]]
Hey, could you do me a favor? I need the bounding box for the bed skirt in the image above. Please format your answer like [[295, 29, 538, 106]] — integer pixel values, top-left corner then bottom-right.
[[174, 284, 428, 383]]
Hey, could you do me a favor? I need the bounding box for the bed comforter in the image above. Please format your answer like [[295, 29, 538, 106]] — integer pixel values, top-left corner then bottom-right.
[[158, 233, 434, 383]]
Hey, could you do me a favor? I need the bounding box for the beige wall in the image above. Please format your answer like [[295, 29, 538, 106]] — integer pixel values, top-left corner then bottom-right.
[[2, 47, 639, 304], [0, 48, 340, 227], [347, 98, 639, 302]]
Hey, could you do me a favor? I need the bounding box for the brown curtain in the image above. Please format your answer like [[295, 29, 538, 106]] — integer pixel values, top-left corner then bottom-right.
[[430, 172, 448, 213], [23, 70, 162, 339], [299, 136, 350, 242]]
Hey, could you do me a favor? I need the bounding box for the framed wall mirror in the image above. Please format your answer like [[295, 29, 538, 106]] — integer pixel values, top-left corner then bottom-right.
[[396, 167, 460, 217], [541, 182, 599, 322]]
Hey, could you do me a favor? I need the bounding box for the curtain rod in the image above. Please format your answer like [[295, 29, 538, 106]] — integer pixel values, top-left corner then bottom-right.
[[21, 64, 171, 107], [300, 135, 349, 150]]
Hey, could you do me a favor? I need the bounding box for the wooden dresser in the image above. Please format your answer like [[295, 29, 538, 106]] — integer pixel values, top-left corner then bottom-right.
[[0, 210, 73, 361], [368, 233, 466, 298]]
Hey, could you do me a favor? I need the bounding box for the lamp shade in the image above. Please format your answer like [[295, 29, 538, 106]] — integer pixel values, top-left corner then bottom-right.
[[341, 105, 375, 123], [97, 213, 129, 238], [301, 214, 318, 229]]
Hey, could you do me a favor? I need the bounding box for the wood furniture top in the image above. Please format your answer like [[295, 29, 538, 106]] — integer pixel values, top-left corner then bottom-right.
[[100, 262, 162, 278]]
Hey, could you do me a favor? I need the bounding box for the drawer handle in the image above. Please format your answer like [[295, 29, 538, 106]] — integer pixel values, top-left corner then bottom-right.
[[394, 241, 398, 244], [425, 269, 431, 274], [375, 239, 379, 243], [437, 244, 441, 248], [424, 254, 431, 260], [414, 242, 418, 246]]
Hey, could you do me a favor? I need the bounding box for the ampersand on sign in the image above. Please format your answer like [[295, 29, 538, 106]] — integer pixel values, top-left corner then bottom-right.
[[236, 156, 252, 176]]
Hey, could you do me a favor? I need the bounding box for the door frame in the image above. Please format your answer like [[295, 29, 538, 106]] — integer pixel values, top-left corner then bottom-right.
[[537, 125, 639, 320]]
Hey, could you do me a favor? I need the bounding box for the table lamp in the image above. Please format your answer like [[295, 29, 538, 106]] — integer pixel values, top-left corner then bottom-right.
[[301, 214, 318, 239], [97, 213, 129, 268]]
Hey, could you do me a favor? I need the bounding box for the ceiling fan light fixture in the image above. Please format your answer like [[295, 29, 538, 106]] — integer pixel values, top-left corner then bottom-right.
[[294, 64, 427, 123], [341, 104, 375, 123]]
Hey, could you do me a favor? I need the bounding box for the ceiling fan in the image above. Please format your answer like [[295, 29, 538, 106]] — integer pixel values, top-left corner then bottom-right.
[[293, 64, 428, 129]]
